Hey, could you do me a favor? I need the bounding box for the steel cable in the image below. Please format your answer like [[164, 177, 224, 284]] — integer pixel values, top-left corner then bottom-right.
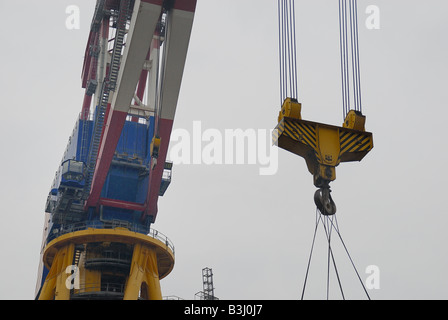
[[339, 0, 363, 118], [278, 0, 299, 103], [301, 208, 321, 300], [322, 214, 345, 300], [302, 207, 371, 300], [353, 0, 363, 113], [329, 215, 371, 299]]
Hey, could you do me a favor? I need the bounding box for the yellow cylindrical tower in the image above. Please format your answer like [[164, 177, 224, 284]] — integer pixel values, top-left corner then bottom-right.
[[38, 228, 174, 300]]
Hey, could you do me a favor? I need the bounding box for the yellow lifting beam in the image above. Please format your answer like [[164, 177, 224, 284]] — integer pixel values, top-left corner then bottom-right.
[[273, 98, 373, 214]]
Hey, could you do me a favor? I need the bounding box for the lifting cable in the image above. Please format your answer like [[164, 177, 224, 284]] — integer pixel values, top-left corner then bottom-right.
[[151, 7, 172, 163], [339, 0, 363, 119], [276, 1, 369, 299], [278, 0, 299, 104], [278, 0, 363, 119], [154, 10, 170, 139], [301, 208, 371, 300]]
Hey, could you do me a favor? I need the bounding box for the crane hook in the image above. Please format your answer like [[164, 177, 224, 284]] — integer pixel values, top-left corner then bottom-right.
[[314, 187, 337, 215]]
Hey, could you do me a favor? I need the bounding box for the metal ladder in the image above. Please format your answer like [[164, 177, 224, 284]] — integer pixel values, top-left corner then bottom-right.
[[84, 0, 132, 200]]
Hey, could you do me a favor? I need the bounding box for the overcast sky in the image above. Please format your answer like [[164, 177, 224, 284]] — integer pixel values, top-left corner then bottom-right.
[[1, 0, 448, 300]]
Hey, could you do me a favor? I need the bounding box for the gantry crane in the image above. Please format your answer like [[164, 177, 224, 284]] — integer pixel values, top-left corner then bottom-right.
[[35, 0, 197, 300]]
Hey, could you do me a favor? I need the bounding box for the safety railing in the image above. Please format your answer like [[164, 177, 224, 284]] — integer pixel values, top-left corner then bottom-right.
[[47, 222, 175, 255], [72, 283, 125, 299]]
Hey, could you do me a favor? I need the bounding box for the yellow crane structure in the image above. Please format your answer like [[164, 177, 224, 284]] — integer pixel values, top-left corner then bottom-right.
[[273, 100, 373, 215], [273, 0, 373, 299], [273, 0, 373, 215]]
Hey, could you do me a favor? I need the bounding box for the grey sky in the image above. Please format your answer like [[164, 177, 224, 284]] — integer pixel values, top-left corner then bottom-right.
[[0, 0, 447, 300]]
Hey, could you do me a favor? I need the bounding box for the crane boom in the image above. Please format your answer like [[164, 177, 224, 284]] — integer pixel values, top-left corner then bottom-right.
[[36, 0, 197, 300]]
